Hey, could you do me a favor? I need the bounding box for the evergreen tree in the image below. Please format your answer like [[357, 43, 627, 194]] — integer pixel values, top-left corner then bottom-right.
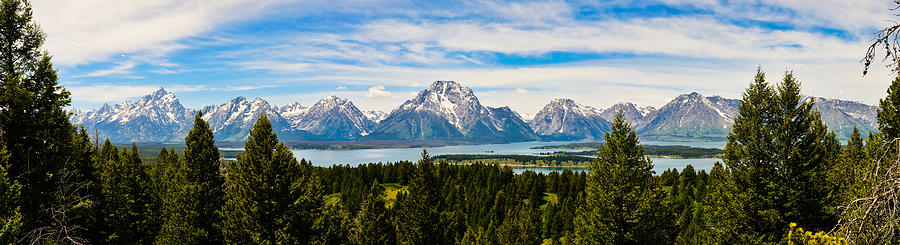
[[220, 114, 323, 244], [59, 128, 101, 243], [396, 150, 446, 244], [98, 139, 119, 163], [830, 127, 870, 208], [573, 112, 656, 244], [0, 146, 21, 244], [724, 68, 841, 242], [496, 202, 542, 245], [673, 165, 698, 235], [157, 112, 224, 244], [156, 181, 204, 244], [314, 204, 350, 245], [352, 180, 396, 245], [878, 76, 900, 140], [0, 0, 92, 239], [700, 162, 747, 244], [99, 144, 155, 244]]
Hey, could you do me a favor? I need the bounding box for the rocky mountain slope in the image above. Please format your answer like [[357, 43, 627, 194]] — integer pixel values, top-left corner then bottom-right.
[[639, 92, 740, 140], [599, 102, 656, 128], [364, 81, 538, 142], [530, 99, 609, 140], [71, 88, 194, 142], [284, 95, 377, 141]]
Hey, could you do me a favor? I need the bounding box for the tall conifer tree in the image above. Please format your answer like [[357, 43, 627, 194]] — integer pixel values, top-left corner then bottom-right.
[[724, 68, 841, 242], [221, 114, 323, 244], [573, 112, 656, 244], [0, 0, 93, 239], [352, 180, 395, 245], [99, 144, 155, 244], [396, 150, 445, 244], [158, 112, 224, 244]]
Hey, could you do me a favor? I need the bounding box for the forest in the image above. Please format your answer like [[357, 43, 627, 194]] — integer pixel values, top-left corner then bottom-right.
[[1, 0, 900, 244]]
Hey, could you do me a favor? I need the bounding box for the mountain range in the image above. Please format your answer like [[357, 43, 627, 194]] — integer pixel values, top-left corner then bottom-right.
[[71, 81, 879, 143]]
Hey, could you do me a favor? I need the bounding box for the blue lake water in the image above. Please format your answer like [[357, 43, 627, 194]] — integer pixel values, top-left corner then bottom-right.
[[284, 140, 725, 173]]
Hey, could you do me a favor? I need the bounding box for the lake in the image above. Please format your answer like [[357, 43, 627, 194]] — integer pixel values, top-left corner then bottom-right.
[[286, 140, 725, 173]]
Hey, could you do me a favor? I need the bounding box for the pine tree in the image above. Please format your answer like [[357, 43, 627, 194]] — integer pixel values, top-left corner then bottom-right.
[[496, 202, 542, 245], [313, 203, 350, 245], [352, 180, 396, 245], [830, 127, 870, 208], [0, 0, 91, 238], [573, 112, 656, 244], [395, 150, 446, 244], [0, 146, 21, 244], [220, 114, 323, 244], [156, 180, 204, 244], [723, 68, 841, 242], [99, 144, 155, 244], [878, 76, 900, 140], [157, 112, 224, 244], [700, 162, 747, 244]]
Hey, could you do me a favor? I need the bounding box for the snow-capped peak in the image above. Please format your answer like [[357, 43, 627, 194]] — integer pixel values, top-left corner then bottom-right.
[[279, 102, 308, 120], [283, 95, 377, 138], [70, 87, 194, 142], [395, 80, 486, 130], [364, 110, 387, 123], [530, 98, 608, 139]]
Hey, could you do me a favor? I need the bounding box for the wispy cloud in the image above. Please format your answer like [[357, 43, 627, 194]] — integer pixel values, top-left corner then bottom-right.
[[33, 0, 292, 71], [74, 62, 137, 78]]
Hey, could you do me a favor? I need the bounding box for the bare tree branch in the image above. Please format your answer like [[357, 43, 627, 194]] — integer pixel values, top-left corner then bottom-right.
[[832, 138, 900, 244], [863, 1, 900, 76], [20, 164, 89, 245]]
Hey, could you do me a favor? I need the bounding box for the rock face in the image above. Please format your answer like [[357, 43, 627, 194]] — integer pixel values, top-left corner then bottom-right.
[[364, 80, 538, 142], [599, 102, 656, 128], [364, 111, 387, 123], [639, 92, 740, 140], [530, 99, 610, 140], [283, 95, 378, 141], [201, 96, 294, 142], [71, 88, 195, 142], [810, 97, 879, 139]]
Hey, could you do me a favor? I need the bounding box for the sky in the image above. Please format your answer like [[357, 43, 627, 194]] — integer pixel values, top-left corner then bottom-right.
[[35, 0, 899, 119]]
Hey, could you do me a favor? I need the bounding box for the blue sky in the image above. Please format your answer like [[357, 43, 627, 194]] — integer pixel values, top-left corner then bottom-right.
[[34, 0, 897, 118]]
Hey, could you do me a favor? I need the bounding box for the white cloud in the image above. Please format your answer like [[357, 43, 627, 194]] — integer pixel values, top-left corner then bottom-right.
[[336, 86, 347, 89], [32, 0, 291, 68], [515, 88, 529, 94], [366, 85, 394, 98]]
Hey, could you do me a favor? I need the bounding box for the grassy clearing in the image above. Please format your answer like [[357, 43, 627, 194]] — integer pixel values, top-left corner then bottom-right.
[[382, 183, 406, 208]]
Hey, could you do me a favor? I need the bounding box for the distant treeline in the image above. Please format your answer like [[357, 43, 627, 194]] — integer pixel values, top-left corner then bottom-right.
[[432, 154, 593, 166], [534, 143, 724, 158]]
